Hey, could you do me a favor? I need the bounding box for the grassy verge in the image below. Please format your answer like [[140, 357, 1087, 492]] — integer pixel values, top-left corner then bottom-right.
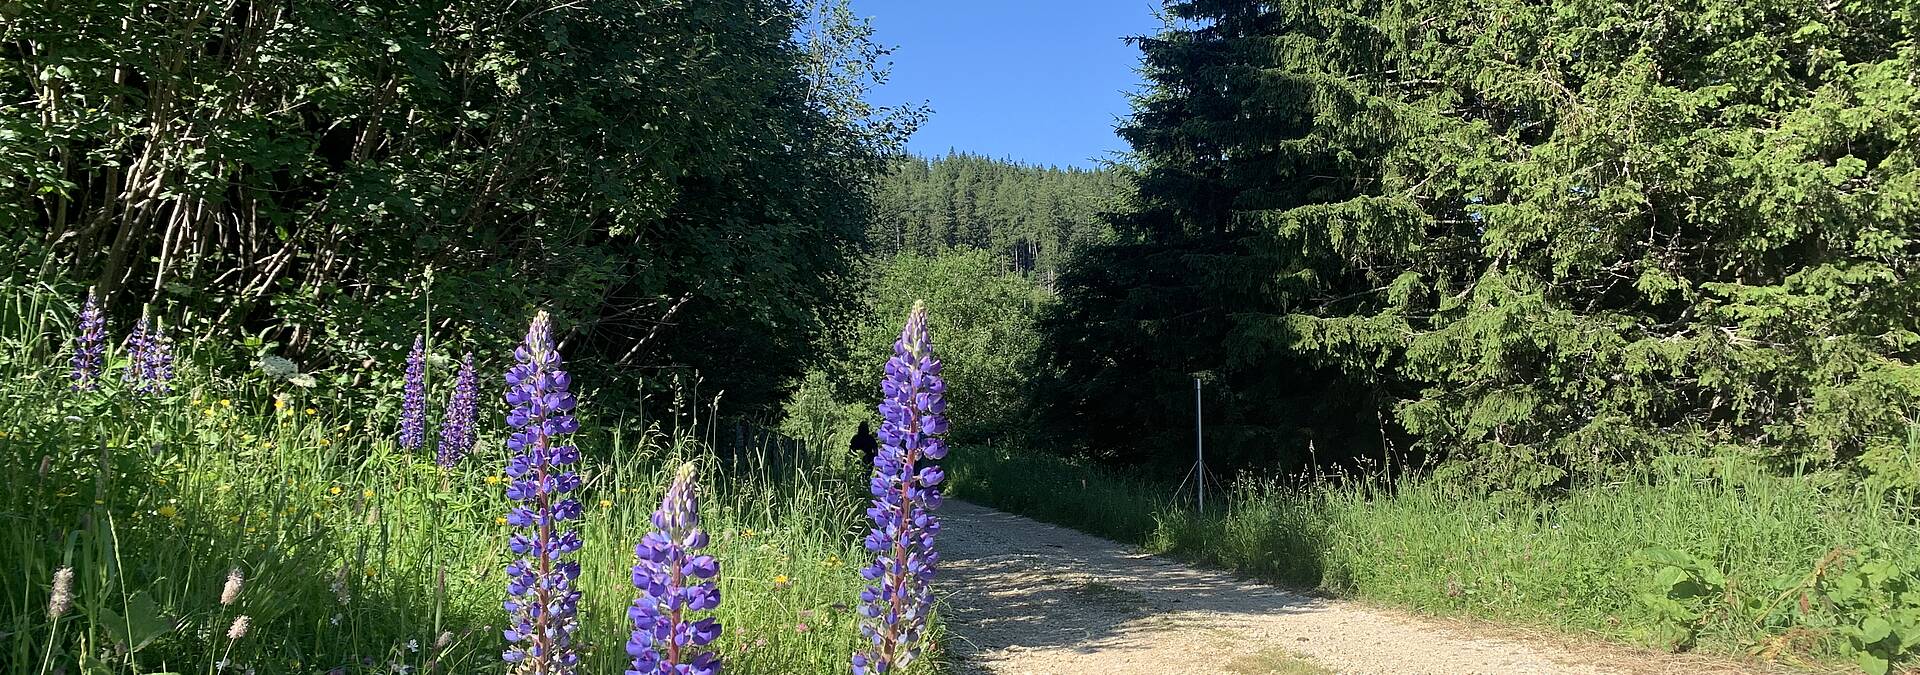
[[947, 447, 1920, 671], [0, 292, 933, 673]]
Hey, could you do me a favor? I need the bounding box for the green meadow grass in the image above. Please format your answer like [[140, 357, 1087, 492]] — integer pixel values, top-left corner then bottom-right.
[[947, 447, 1920, 669], [0, 289, 939, 674]]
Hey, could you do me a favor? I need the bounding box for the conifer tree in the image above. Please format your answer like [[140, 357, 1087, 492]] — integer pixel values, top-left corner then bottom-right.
[[1043, 0, 1920, 490]]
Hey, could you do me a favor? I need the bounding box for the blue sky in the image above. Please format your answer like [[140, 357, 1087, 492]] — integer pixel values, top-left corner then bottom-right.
[[854, 1, 1162, 169]]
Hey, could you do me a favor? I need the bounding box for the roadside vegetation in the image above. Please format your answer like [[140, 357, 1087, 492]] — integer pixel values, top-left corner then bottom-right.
[[1, 283, 937, 674], [949, 446, 1920, 672]]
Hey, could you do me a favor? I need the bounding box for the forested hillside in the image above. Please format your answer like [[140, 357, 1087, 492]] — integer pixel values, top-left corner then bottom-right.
[[868, 153, 1127, 280], [1034, 0, 1920, 492], [2, 0, 916, 413]]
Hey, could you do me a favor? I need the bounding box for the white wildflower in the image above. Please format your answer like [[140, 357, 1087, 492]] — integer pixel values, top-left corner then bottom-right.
[[258, 355, 298, 380]]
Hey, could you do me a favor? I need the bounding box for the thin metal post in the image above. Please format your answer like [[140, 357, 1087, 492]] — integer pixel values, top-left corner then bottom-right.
[[1194, 377, 1204, 514]]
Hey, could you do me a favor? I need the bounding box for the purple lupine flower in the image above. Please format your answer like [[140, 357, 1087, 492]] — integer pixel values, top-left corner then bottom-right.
[[400, 335, 427, 450], [854, 300, 949, 675], [69, 291, 105, 391], [124, 317, 151, 385], [628, 462, 723, 675], [436, 352, 479, 468], [145, 327, 174, 393], [124, 317, 175, 395], [501, 312, 584, 674]]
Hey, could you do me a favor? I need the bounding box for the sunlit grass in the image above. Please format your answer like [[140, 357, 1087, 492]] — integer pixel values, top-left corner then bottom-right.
[[0, 285, 940, 674], [948, 446, 1920, 668]]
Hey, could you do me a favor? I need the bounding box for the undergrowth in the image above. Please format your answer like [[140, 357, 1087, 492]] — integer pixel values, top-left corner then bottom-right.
[[0, 285, 939, 674], [947, 447, 1920, 673]]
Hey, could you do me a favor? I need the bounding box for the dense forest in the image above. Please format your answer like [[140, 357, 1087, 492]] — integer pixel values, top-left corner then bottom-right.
[[1, 0, 919, 414], [1032, 0, 1920, 492], [868, 153, 1127, 281]]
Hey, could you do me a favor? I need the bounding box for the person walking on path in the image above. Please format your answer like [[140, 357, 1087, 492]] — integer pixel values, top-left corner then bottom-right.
[[850, 420, 879, 471]]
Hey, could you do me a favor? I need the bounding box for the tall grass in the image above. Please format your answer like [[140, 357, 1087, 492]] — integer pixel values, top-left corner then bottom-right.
[[0, 282, 936, 674], [948, 446, 1920, 668]]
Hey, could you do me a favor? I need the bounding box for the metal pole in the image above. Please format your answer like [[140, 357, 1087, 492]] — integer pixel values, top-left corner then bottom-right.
[[1194, 377, 1204, 515]]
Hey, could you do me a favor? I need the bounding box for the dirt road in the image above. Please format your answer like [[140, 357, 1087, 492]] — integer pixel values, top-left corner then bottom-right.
[[936, 500, 1774, 675]]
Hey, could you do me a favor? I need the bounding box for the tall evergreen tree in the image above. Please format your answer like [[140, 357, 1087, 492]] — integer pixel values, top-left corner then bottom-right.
[[1042, 0, 1920, 490]]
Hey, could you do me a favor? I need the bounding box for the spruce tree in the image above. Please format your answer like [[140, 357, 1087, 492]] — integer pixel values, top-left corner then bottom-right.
[[1044, 0, 1920, 490]]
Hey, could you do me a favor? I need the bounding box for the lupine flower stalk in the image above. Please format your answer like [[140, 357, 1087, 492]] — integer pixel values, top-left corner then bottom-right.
[[627, 462, 722, 675], [69, 291, 105, 390], [143, 324, 174, 393], [437, 352, 479, 468], [400, 335, 428, 449], [124, 318, 149, 385], [854, 300, 949, 675], [502, 312, 585, 674], [124, 317, 175, 394]]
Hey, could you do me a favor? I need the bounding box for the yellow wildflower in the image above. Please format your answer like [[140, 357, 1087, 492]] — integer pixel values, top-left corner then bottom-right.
[[305, 408, 317, 416], [157, 504, 179, 519], [329, 486, 343, 495], [599, 500, 612, 509], [484, 475, 503, 485], [361, 489, 374, 499]]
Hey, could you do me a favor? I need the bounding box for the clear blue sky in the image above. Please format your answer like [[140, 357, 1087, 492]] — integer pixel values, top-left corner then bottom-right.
[[855, 1, 1162, 169]]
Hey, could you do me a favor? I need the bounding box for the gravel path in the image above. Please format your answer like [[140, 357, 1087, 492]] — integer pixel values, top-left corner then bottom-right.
[[937, 499, 1775, 675]]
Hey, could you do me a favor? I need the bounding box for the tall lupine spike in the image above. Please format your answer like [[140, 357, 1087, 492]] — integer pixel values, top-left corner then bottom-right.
[[436, 353, 479, 468], [627, 462, 723, 675], [69, 291, 105, 391], [501, 312, 585, 674], [124, 317, 175, 395], [144, 327, 174, 393], [124, 317, 151, 386], [854, 300, 949, 675], [400, 335, 427, 450]]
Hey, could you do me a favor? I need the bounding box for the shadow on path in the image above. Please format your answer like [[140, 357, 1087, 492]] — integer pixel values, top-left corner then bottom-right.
[[937, 500, 1323, 670]]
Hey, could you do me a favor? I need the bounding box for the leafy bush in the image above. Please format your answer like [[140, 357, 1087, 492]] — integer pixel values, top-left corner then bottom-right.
[[3, 0, 916, 417], [1759, 546, 1920, 674], [812, 251, 1052, 442]]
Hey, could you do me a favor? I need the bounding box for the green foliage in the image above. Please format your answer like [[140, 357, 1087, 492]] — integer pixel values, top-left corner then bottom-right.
[[2, 0, 914, 416], [838, 251, 1052, 441], [1760, 546, 1920, 674], [779, 368, 870, 459], [950, 446, 1920, 670], [870, 153, 1128, 281], [1634, 548, 1728, 651], [1043, 0, 1920, 488], [0, 299, 929, 673]]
